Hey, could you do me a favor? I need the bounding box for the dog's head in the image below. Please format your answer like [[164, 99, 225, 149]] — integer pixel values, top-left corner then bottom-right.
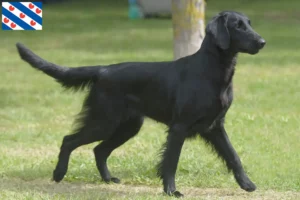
[[206, 11, 265, 54]]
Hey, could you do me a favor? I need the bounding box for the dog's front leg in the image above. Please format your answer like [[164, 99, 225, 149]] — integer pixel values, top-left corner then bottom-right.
[[157, 124, 187, 198], [201, 123, 256, 192]]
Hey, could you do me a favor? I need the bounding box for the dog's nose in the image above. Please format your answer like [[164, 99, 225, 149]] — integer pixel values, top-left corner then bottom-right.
[[258, 38, 266, 48]]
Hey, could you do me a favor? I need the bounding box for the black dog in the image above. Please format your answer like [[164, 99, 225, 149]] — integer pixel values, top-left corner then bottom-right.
[[16, 11, 265, 197]]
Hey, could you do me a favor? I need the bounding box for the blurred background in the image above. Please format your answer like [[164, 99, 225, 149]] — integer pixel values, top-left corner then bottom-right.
[[0, 0, 299, 199]]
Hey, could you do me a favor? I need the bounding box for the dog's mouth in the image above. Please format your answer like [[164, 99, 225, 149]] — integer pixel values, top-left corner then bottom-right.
[[239, 38, 265, 55], [248, 48, 260, 55], [239, 47, 259, 55], [240, 43, 264, 55]]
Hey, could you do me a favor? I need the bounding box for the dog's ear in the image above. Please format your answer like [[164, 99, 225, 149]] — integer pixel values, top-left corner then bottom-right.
[[206, 14, 230, 50]]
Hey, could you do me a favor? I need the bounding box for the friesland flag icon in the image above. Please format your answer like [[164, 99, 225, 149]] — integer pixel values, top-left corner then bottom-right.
[[2, 2, 42, 30]]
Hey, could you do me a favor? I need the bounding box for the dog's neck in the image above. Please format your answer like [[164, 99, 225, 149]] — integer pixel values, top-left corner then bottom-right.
[[194, 34, 237, 108], [197, 34, 237, 84], [199, 34, 237, 68]]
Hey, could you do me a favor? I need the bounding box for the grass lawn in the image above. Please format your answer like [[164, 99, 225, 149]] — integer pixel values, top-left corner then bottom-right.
[[0, 0, 300, 199]]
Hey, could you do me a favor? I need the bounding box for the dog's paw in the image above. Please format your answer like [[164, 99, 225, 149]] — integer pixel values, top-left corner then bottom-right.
[[235, 173, 256, 192], [240, 180, 256, 192], [172, 191, 184, 198], [166, 190, 184, 198], [110, 177, 121, 183], [52, 169, 66, 183], [103, 177, 121, 184]]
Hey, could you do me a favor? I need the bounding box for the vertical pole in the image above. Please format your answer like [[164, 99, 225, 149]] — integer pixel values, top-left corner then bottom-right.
[[172, 0, 205, 60]]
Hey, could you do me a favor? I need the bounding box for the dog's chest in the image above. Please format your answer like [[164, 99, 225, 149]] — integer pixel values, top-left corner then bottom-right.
[[209, 67, 235, 126], [219, 65, 235, 108], [202, 84, 233, 132], [220, 82, 233, 109]]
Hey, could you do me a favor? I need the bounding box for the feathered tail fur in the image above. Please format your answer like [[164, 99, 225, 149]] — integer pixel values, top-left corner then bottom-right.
[[16, 43, 100, 91]]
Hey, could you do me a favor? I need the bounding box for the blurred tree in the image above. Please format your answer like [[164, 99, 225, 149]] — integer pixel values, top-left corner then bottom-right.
[[172, 0, 205, 60]]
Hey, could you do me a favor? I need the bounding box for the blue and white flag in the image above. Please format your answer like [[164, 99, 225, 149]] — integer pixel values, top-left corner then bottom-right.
[[2, 2, 42, 30]]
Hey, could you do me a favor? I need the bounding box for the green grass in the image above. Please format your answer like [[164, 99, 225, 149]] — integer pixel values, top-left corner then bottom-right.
[[0, 0, 300, 199]]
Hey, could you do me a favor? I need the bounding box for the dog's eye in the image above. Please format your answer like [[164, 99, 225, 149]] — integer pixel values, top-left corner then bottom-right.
[[237, 21, 243, 28], [237, 21, 246, 30]]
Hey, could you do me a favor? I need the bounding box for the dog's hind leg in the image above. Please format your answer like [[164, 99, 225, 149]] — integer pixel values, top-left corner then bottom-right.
[[53, 112, 119, 183], [53, 85, 122, 183], [93, 114, 144, 183], [52, 132, 98, 182], [201, 123, 256, 192]]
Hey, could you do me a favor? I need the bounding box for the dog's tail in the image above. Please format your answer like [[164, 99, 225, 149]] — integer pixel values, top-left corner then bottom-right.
[[16, 43, 100, 91]]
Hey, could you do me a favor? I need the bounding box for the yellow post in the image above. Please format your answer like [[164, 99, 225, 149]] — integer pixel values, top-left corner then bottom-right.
[[172, 0, 205, 60]]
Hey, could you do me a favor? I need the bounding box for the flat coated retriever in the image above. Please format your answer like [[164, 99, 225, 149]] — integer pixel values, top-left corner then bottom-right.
[[16, 11, 265, 197]]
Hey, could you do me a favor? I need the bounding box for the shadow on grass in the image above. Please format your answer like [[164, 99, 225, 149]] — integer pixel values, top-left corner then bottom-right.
[[1, 177, 300, 200], [3, 165, 55, 181], [0, 177, 162, 199], [3, 161, 158, 185]]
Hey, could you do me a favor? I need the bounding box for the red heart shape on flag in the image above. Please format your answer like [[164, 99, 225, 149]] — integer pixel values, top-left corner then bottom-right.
[[11, 22, 16, 28], [36, 8, 41, 14], [20, 13, 25, 19], [30, 20, 36, 26], [9, 6, 15, 11], [29, 3, 34, 9], [4, 18, 9, 23]]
